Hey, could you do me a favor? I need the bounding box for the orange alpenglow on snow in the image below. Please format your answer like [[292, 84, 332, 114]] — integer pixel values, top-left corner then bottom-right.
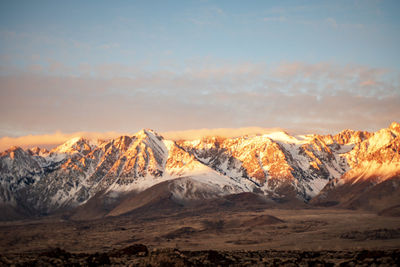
[[0, 122, 399, 219]]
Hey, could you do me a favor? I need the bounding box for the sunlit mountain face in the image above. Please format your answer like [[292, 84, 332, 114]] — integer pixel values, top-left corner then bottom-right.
[[1, 122, 399, 220]]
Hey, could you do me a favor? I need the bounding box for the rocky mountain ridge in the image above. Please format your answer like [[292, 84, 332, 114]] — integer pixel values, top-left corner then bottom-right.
[[1, 123, 399, 219]]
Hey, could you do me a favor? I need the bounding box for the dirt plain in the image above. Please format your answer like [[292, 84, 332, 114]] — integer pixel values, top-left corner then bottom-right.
[[0, 207, 399, 266]]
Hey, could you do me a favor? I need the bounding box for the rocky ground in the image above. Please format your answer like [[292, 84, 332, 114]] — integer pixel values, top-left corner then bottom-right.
[[1, 208, 399, 266], [1, 245, 399, 266]]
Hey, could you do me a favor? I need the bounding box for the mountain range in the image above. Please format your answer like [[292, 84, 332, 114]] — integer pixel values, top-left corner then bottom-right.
[[1, 122, 399, 220]]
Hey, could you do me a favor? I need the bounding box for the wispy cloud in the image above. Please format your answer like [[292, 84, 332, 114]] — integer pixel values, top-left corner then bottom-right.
[[0, 61, 398, 139], [0, 127, 287, 152], [263, 16, 286, 22], [186, 6, 226, 26], [0, 131, 128, 152], [324, 17, 364, 30], [162, 127, 284, 141], [97, 43, 120, 50], [325, 18, 338, 29]]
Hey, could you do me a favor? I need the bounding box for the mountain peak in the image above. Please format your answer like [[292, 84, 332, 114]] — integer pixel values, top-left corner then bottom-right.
[[263, 131, 304, 144], [0, 146, 24, 157], [389, 121, 400, 134], [134, 129, 162, 140], [7, 145, 23, 152], [333, 129, 370, 145], [51, 136, 92, 154], [29, 147, 49, 156]]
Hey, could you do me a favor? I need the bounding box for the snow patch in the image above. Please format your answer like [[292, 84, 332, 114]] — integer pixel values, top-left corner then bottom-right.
[[263, 131, 307, 144]]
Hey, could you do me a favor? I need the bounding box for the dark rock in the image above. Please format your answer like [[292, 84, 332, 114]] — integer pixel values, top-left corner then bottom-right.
[[110, 244, 148, 257], [206, 250, 233, 265], [39, 247, 71, 259], [86, 252, 110, 266]]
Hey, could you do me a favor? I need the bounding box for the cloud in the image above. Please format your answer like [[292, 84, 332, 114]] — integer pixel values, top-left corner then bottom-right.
[[162, 127, 285, 141], [323, 17, 365, 30], [0, 127, 285, 152], [271, 61, 394, 97], [360, 79, 377, 86], [186, 6, 226, 26], [0, 61, 398, 140], [97, 43, 120, 50], [263, 16, 286, 22], [0, 131, 128, 152], [325, 18, 338, 29]]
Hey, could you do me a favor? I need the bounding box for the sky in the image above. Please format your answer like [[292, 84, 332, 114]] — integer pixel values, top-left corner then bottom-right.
[[0, 0, 400, 149]]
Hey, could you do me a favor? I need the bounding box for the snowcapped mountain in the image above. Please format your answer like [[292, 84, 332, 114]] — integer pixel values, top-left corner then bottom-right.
[[178, 130, 353, 200], [0, 129, 253, 217], [312, 122, 400, 211], [1, 123, 399, 219]]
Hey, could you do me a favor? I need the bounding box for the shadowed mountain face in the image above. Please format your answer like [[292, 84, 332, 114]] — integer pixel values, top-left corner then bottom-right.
[[0, 123, 399, 220]]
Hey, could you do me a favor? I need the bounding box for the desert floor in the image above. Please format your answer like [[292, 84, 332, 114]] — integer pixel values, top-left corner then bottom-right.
[[0, 208, 399, 254]]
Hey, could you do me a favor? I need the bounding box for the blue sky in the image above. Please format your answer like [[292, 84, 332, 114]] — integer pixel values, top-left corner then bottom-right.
[[0, 0, 399, 142], [1, 0, 400, 70]]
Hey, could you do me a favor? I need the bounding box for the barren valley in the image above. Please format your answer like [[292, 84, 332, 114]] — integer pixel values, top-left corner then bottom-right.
[[1, 205, 400, 266]]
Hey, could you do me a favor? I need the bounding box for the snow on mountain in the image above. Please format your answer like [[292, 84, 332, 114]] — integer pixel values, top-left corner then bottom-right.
[[0, 129, 255, 215], [178, 130, 351, 200], [342, 132, 400, 184], [312, 123, 400, 210], [1, 123, 399, 217], [0, 146, 43, 205]]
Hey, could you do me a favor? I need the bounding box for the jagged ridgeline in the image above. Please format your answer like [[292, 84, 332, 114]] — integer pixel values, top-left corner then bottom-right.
[[1, 123, 399, 220]]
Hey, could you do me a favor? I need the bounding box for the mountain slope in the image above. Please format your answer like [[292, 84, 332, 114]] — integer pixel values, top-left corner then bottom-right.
[[1, 122, 399, 219], [0, 129, 254, 218], [312, 122, 400, 211], [178, 130, 353, 200]]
